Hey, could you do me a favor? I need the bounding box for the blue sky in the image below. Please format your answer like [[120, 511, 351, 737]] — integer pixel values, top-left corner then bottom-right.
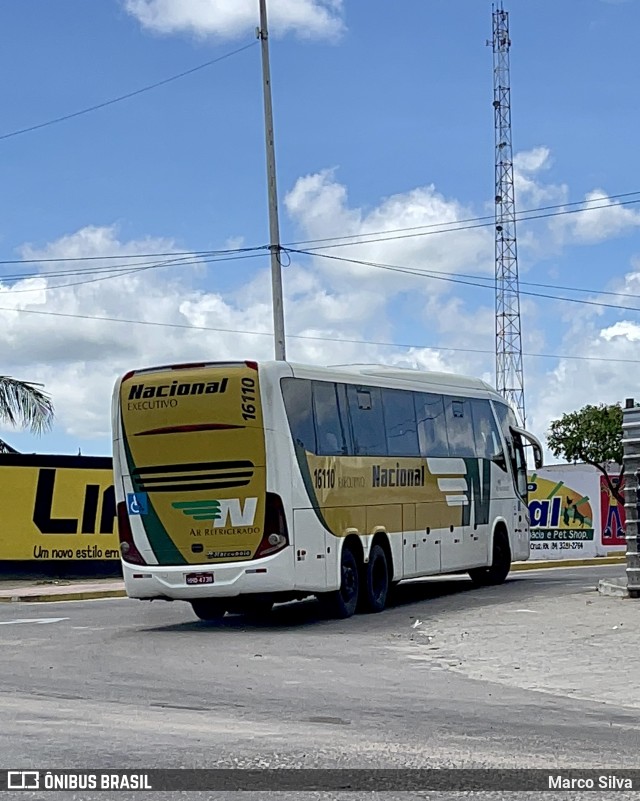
[[1, 0, 640, 458]]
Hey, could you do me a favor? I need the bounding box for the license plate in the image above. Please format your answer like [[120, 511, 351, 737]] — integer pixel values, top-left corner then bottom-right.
[[185, 573, 214, 585]]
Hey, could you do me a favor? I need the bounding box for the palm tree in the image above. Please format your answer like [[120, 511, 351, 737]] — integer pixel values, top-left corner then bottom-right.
[[0, 376, 54, 453]]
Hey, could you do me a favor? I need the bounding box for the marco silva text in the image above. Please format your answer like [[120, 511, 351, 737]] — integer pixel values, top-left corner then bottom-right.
[[549, 775, 633, 790]]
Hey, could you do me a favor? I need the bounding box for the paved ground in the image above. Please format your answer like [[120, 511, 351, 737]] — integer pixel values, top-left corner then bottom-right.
[[0, 564, 637, 800]]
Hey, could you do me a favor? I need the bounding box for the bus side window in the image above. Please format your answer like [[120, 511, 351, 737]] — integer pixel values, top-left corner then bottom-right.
[[281, 378, 316, 453], [471, 398, 506, 468], [382, 388, 420, 457], [415, 393, 449, 457], [443, 396, 475, 457], [347, 385, 387, 456], [312, 381, 351, 456]]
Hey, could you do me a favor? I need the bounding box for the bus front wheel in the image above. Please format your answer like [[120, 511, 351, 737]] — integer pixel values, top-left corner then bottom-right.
[[321, 545, 359, 619], [469, 530, 511, 586], [190, 599, 227, 622]]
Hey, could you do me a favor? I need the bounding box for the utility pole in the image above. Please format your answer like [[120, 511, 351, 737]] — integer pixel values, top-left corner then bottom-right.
[[622, 398, 640, 598], [489, 4, 525, 425], [257, 0, 286, 360]]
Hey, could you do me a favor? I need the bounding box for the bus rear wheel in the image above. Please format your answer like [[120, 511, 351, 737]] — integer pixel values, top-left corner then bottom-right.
[[360, 543, 389, 613], [321, 545, 359, 619], [469, 530, 511, 586], [190, 599, 227, 622]]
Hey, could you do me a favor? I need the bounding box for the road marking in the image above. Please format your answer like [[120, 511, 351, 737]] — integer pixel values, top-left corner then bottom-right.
[[0, 618, 69, 626]]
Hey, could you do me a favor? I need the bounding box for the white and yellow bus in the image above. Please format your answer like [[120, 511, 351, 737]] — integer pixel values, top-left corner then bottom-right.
[[111, 360, 542, 621]]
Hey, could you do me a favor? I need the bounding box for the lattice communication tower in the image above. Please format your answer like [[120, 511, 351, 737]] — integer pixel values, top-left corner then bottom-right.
[[490, 4, 525, 425]]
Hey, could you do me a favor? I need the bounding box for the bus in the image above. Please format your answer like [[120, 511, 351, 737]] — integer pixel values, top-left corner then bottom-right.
[[111, 359, 543, 621]]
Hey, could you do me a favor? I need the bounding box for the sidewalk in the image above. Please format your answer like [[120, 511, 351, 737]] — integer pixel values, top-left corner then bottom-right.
[[0, 577, 125, 603], [396, 570, 639, 711], [0, 554, 626, 603]]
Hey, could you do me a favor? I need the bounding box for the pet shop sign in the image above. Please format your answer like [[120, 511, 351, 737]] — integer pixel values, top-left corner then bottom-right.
[[527, 470, 598, 559]]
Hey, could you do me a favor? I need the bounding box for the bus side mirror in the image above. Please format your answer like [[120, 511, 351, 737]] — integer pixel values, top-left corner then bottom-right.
[[532, 444, 543, 470], [510, 426, 544, 470]]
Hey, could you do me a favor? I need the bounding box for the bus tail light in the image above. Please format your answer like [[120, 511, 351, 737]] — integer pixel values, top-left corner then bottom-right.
[[254, 493, 289, 559], [117, 501, 147, 565]]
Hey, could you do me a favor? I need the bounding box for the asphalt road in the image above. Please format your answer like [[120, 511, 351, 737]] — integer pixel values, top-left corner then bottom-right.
[[0, 564, 637, 800]]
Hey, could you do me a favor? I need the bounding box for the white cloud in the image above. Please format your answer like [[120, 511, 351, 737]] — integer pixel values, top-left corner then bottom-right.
[[513, 146, 568, 208], [550, 190, 640, 245], [285, 169, 494, 292], [7, 151, 638, 459], [515, 146, 551, 175], [601, 319, 640, 342], [124, 0, 345, 40], [0, 171, 500, 448], [526, 311, 640, 456], [510, 150, 640, 260]]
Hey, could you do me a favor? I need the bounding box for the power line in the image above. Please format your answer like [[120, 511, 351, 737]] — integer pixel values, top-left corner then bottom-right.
[[0, 42, 258, 142], [0, 246, 266, 283], [0, 245, 261, 267], [291, 197, 640, 253], [1, 251, 267, 295], [2, 224, 639, 307], [1, 302, 639, 365], [290, 248, 640, 303], [283, 190, 640, 249], [292, 248, 640, 315], [2, 233, 639, 308], [0, 193, 638, 303], [2, 187, 640, 267], [1, 254, 203, 283]]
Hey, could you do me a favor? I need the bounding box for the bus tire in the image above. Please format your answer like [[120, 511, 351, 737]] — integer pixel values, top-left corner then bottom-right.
[[469, 530, 511, 586], [361, 543, 389, 613], [321, 545, 359, 619], [190, 599, 227, 622]]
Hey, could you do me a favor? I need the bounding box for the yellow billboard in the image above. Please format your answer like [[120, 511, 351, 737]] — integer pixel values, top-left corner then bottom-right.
[[527, 469, 597, 559], [0, 454, 119, 561]]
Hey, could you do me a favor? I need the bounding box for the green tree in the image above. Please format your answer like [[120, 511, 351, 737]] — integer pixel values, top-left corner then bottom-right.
[[0, 376, 54, 453], [547, 403, 624, 504]]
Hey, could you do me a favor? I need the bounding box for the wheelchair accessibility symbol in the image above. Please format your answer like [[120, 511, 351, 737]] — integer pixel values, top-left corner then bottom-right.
[[127, 493, 148, 515]]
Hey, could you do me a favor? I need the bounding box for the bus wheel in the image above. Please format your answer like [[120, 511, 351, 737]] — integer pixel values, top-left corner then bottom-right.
[[361, 543, 389, 613], [469, 530, 511, 586], [322, 545, 360, 619], [190, 599, 227, 622]]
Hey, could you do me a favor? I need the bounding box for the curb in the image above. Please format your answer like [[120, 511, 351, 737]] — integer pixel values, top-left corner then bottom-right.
[[597, 578, 629, 598], [0, 588, 126, 604], [510, 555, 626, 571]]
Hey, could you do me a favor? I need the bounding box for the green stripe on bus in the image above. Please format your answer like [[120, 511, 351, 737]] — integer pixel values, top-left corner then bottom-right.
[[123, 434, 187, 566], [292, 441, 334, 535]]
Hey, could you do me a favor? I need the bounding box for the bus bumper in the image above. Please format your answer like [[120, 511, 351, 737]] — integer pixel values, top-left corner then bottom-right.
[[120, 548, 295, 600]]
